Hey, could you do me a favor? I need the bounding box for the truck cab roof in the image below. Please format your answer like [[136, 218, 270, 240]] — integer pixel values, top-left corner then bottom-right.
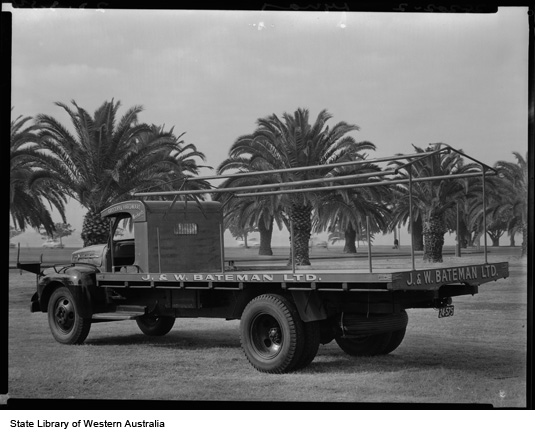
[[101, 200, 222, 221]]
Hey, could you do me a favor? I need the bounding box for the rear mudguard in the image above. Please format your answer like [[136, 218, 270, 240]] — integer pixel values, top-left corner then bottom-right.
[[291, 290, 328, 322], [36, 264, 102, 318]]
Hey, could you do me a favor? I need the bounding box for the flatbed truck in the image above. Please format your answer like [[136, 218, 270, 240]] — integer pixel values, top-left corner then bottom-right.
[[18, 144, 510, 373]]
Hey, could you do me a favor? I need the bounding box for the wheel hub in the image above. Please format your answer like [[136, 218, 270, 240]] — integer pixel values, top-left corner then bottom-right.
[[250, 314, 283, 359], [268, 327, 281, 345], [55, 299, 75, 331]]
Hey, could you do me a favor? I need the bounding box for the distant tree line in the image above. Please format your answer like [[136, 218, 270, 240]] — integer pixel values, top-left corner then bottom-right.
[[10, 102, 528, 262]]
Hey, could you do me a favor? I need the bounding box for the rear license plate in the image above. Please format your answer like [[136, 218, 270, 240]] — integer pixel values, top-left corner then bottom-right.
[[438, 305, 454, 318]]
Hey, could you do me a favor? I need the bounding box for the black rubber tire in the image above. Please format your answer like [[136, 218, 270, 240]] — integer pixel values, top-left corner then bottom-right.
[[240, 294, 305, 374], [380, 311, 408, 354], [136, 315, 176, 336], [293, 320, 321, 370], [319, 319, 337, 345], [381, 327, 407, 355], [47, 286, 91, 345], [335, 332, 393, 356]]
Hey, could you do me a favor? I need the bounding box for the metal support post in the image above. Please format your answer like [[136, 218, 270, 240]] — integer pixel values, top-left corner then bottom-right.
[[156, 227, 162, 273], [290, 219, 296, 273], [482, 167, 488, 264], [219, 223, 225, 273], [409, 169, 416, 270], [456, 202, 461, 257], [366, 216, 372, 272], [109, 222, 115, 272]]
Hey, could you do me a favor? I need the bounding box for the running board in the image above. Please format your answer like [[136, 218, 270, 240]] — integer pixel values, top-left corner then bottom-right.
[[91, 305, 146, 322]]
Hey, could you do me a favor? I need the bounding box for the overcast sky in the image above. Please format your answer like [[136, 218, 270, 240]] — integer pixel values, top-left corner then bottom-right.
[[7, 6, 529, 246]]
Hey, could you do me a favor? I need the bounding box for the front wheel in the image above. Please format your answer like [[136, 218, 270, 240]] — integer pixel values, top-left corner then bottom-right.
[[136, 315, 176, 336], [47, 286, 91, 344], [240, 294, 304, 373]]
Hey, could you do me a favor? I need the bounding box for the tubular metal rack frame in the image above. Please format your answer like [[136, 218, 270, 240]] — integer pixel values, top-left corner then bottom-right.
[[134, 143, 498, 273]]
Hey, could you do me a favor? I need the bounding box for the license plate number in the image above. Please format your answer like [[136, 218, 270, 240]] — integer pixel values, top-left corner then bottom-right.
[[438, 305, 454, 318]]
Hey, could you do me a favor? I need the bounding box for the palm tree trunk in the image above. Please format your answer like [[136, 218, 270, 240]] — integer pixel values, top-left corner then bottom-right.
[[470, 224, 481, 249], [343, 227, 357, 253], [422, 213, 446, 263], [412, 216, 424, 251], [474, 233, 481, 250], [489, 232, 500, 247], [81, 210, 110, 247], [289, 204, 312, 266], [466, 232, 475, 247], [258, 216, 273, 256], [459, 218, 469, 248]]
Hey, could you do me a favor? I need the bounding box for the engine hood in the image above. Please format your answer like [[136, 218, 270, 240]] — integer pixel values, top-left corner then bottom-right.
[[71, 244, 106, 267]]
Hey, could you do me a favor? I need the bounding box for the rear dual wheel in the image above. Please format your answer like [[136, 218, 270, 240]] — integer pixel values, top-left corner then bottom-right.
[[240, 294, 319, 373], [381, 327, 407, 355], [335, 332, 393, 356], [335, 311, 408, 356]]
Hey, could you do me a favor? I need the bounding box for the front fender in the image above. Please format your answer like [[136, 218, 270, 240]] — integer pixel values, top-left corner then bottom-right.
[[37, 264, 101, 318]]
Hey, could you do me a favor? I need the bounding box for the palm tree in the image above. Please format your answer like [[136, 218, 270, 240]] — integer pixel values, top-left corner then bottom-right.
[[10, 112, 67, 234], [471, 152, 528, 257], [216, 142, 286, 255], [328, 227, 375, 248], [34, 100, 207, 246], [389, 144, 475, 263], [507, 214, 523, 247], [444, 202, 472, 249], [220, 194, 284, 256], [313, 162, 391, 253], [388, 191, 425, 251], [464, 152, 527, 256], [495, 152, 528, 257], [220, 193, 282, 255], [218, 108, 376, 265]]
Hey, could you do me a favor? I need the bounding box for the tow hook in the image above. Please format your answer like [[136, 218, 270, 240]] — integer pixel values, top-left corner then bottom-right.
[[433, 297, 452, 309]]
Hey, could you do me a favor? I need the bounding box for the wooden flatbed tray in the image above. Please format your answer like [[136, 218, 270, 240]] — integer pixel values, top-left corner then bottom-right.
[[96, 261, 509, 292]]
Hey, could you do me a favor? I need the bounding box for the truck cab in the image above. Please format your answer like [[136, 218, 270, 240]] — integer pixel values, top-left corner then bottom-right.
[[25, 200, 226, 343], [74, 200, 224, 274]]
